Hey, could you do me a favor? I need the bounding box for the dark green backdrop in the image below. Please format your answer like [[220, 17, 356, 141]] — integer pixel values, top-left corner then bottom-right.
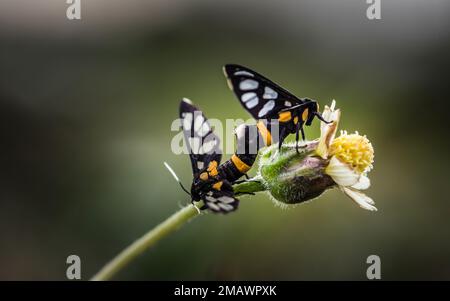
[[0, 0, 449, 280]]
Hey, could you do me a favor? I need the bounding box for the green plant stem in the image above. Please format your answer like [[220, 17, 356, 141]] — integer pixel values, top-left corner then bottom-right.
[[91, 204, 201, 281], [91, 179, 266, 281]]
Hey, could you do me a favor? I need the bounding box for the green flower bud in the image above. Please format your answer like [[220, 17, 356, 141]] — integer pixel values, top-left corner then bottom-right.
[[258, 142, 336, 205]]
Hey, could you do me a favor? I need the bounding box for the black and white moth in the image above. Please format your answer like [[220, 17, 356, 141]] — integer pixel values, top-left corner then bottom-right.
[[223, 64, 330, 152], [180, 98, 247, 214]]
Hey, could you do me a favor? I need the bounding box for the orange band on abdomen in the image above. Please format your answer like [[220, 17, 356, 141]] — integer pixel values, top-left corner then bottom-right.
[[231, 154, 251, 173], [256, 121, 272, 146]]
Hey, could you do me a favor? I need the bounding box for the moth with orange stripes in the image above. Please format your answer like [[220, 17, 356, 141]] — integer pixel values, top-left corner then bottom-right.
[[178, 98, 255, 213], [223, 64, 330, 152]]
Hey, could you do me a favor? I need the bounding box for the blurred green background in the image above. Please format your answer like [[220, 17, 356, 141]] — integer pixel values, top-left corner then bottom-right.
[[0, 0, 449, 280]]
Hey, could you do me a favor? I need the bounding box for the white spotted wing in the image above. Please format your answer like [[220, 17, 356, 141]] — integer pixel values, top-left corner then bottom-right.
[[223, 64, 305, 119], [179, 98, 221, 175], [203, 180, 239, 213]]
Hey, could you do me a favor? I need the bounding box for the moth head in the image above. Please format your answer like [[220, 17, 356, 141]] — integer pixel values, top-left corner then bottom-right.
[[308, 100, 331, 125], [191, 178, 207, 200], [305, 100, 319, 126]]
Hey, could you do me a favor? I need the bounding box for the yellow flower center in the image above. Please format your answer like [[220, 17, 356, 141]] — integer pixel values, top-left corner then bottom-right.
[[329, 131, 374, 173]]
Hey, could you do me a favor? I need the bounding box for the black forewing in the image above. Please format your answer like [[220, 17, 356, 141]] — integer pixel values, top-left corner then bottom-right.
[[179, 99, 222, 175], [202, 180, 239, 213], [223, 64, 304, 119]]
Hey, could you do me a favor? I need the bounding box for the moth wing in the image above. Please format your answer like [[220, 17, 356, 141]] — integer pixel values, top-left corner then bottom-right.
[[179, 98, 222, 175], [202, 180, 239, 214], [223, 64, 304, 119]]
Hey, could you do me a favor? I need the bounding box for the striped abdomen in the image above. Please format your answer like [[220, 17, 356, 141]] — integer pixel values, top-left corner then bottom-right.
[[217, 122, 278, 183]]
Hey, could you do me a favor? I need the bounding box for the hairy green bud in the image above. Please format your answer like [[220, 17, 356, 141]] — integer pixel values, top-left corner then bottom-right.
[[258, 141, 335, 205]]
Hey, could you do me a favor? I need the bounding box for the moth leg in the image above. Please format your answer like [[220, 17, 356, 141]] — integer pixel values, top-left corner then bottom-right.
[[295, 122, 301, 153], [193, 200, 207, 211], [278, 127, 287, 151], [237, 192, 256, 196], [298, 126, 308, 150], [191, 201, 201, 214], [233, 179, 247, 184]]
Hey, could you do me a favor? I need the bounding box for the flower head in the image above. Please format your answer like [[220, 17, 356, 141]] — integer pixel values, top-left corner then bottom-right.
[[319, 101, 376, 211], [330, 131, 374, 173], [256, 100, 377, 211]]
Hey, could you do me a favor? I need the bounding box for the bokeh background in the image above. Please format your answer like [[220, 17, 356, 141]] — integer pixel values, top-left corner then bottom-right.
[[1, 0, 449, 280]]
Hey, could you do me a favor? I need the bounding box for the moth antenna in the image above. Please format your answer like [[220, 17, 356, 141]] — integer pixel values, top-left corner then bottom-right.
[[314, 112, 332, 124], [163, 162, 191, 196]]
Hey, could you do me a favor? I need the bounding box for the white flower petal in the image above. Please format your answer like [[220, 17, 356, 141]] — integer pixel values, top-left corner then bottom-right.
[[341, 186, 377, 211], [363, 195, 375, 205], [325, 156, 359, 186], [329, 99, 336, 111], [351, 175, 371, 190], [320, 101, 339, 133], [321, 100, 335, 122], [316, 100, 340, 159]]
